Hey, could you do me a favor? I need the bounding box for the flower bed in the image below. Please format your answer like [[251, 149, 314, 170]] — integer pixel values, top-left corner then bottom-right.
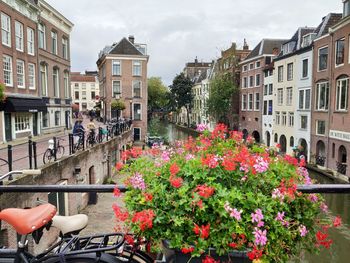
[[113, 124, 341, 262]]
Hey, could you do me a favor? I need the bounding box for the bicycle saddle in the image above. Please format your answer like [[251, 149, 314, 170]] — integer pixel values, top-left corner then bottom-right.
[[0, 204, 56, 235], [52, 214, 88, 236]]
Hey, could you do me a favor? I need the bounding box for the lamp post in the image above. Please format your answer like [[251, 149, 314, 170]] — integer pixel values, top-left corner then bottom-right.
[[129, 99, 133, 120]]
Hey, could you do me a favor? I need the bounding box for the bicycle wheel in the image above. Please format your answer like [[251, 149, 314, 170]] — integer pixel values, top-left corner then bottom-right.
[[43, 149, 53, 164], [56, 146, 65, 159]]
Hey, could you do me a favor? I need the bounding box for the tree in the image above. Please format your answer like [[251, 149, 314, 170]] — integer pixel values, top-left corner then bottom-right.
[[0, 82, 5, 102], [148, 77, 169, 112], [207, 73, 238, 127], [170, 73, 194, 127]]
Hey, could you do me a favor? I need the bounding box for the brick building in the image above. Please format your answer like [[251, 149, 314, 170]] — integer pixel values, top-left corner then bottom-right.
[[97, 36, 149, 142]]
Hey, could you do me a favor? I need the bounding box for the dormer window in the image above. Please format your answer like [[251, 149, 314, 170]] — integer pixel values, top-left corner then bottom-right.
[[302, 33, 316, 48], [344, 0, 350, 17], [282, 42, 296, 55]]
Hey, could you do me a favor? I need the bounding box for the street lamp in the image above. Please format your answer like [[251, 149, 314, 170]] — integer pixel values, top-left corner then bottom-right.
[[129, 99, 133, 120]]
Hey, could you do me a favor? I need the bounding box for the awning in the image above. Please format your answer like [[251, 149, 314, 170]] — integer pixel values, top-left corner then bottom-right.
[[0, 97, 47, 112]]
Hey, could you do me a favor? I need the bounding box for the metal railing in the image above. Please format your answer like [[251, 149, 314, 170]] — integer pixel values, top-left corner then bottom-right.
[[315, 155, 326, 166], [336, 161, 347, 175]]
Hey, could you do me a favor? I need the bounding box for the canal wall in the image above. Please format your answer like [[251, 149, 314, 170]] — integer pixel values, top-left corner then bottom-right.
[[174, 124, 201, 137], [0, 129, 132, 252], [307, 164, 349, 184]]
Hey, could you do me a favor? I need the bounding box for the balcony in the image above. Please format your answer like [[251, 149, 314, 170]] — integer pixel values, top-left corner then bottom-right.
[[336, 161, 347, 175], [315, 156, 326, 167], [54, 98, 61, 105]]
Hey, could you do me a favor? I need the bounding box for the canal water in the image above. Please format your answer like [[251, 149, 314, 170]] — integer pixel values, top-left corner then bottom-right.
[[154, 121, 350, 262]]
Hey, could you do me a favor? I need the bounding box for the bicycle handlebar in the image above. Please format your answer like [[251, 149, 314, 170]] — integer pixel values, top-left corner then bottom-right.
[[0, 169, 41, 181]]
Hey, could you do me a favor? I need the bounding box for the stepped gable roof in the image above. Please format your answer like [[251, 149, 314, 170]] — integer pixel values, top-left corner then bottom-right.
[[109, 38, 143, 56], [314, 13, 342, 38], [245, 39, 289, 60]]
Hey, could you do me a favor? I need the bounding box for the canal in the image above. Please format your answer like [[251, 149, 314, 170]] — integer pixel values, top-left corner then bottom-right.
[[154, 121, 350, 262]]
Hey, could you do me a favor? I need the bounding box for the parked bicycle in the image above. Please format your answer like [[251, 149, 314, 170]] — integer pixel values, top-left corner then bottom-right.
[[43, 138, 65, 164], [73, 129, 85, 152], [86, 130, 97, 148]]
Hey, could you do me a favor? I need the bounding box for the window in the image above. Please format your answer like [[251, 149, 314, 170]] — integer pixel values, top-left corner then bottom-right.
[[51, 31, 57, 54], [275, 111, 280, 125], [336, 78, 349, 111], [43, 112, 49, 128], [316, 120, 326, 135], [82, 103, 87, 110], [75, 91, 79, 99], [82, 83, 86, 90], [133, 61, 141, 76], [274, 133, 278, 143], [299, 89, 311, 110], [242, 94, 247, 110], [16, 60, 25, 88], [316, 82, 329, 110], [112, 60, 121, 75], [268, 100, 273, 115], [290, 136, 294, 147], [300, 116, 308, 129], [28, 63, 35, 89], [15, 114, 30, 132], [40, 64, 48, 96], [133, 103, 141, 120], [74, 83, 79, 88], [248, 94, 253, 110], [256, 61, 261, 68], [64, 72, 69, 97], [302, 59, 308, 78], [243, 65, 248, 72], [299, 90, 304, 109], [278, 66, 283, 82], [288, 112, 294, 127], [255, 93, 260, 110], [243, 77, 247, 88], [249, 63, 254, 70], [82, 91, 86, 100], [255, 74, 260, 86], [318, 46, 328, 71], [3, 55, 13, 86], [263, 101, 268, 115], [268, 84, 273, 95], [15, 21, 24, 51], [287, 63, 293, 81], [53, 68, 59, 97], [286, 87, 293, 105], [91, 91, 95, 99], [249, 76, 254, 87], [1, 13, 11, 47], [55, 111, 60, 126], [38, 23, 45, 49], [27, 27, 35, 55], [112, 80, 121, 97], [282, 112, 287, 126], [264, 85, 268, 95], [62, 37, 68, 59], [133, 80, 141, 97], [335, 38, 345, 65], [277, 88, 283, 105], [345, 0, 350, 17]]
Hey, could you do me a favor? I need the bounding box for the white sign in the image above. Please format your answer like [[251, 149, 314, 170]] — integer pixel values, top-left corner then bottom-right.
[[329, 130, 350, 142]]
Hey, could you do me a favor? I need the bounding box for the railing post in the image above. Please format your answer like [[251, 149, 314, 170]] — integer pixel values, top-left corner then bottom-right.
[[33, 141, 37, 169], [99, 127, 102, 143], [106, 127, 109, 141], [82, 132, 85, 151], [28, 139, 33, 169], [69, 133, 73, 155], [53, 137, 57, 161], [7, 144, 12, 173]]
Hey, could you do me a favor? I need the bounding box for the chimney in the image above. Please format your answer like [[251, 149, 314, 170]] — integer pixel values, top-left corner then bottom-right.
[[128, 35, 135, 44], [243, 38, 249, 50]]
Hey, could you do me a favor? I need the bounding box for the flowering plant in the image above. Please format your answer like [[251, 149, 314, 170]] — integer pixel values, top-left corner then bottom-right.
[[114, 124, 341, 262]]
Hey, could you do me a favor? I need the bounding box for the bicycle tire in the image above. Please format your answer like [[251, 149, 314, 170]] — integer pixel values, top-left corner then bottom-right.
[[115, 249, 154, 263], [56, 146, 65, 159], [43, 149, 53, 164]]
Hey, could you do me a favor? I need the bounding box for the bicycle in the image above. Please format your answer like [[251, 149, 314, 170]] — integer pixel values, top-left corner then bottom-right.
[[86, 130, 97, 148], [73, 131, 85, 152], [43, 138, 65, 164]]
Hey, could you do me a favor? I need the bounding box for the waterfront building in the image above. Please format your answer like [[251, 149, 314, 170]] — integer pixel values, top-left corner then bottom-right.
[[240, 39, 286, 142], [97, 35, 149, 142]]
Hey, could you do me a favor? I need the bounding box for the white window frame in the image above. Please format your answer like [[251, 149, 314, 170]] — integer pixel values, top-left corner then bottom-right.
[[278, 66, 283, 82], [316, 120, 326, 136], [15, 113, 31, 133], [248, 93, 253, 111], [28, 63, 35, 90], [318, 46, 328, 71], [254, 92, 260, 111], [243, 77, 247, 88], [53, 68, 59, 97], [43, 112, 49, 128], [133, 103, 142, 120], [64, 71, 69, 97], [288, 112, 294, 127], [275, 111, 280, 125], [132, 80, 142, 98], [287, 63, 293, 81], [40, 64, 48, 96], [282, 112, 287, 126], [112, 80, 121, 97], [336, 77, 349, 111], [133, 127, 142, 141], [241, 94, 247, 110], [54, 111, 60, 126], [38, 23, 46, 49], [315, 82, 329, 111], [300, 115, 308, 130], [268, 84, 273, 95], [255, 74, 260, 87], [1, 13, 11, 47], [3, 55, 13, 86], [286, 87, 293, 106], [249, 63, 254, 70], [112, 60, 121, 75], [255, 61, 261, 68], [335, 38, 345, 67], [16, 59, 25, 88], [27, 27, 35, 55], [249, 76, 254, 87], [15, 21, 24, 52], [62, 37, 68, 59], [132, 61, 141, 76], [302, 58, 308, 78], [51, 31, 58, 55], [277, 88, 283, 105]]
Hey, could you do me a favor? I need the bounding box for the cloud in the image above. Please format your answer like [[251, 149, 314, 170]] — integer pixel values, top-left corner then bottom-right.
[[47, 0, 341, 85]]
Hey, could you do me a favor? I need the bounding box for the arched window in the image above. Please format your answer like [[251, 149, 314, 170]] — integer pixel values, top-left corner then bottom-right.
[[274, 133, 278, 143], [290, 136, 294, 147]]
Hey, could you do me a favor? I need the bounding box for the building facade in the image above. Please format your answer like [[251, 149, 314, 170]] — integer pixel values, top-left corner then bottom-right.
[[262, 62, 274, 146], [71, 71, 99, 112], [97, 36, 148, 142]]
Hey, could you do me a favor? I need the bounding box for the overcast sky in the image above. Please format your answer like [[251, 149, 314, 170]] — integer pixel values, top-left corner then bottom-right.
[[47, 0, 342, 85]]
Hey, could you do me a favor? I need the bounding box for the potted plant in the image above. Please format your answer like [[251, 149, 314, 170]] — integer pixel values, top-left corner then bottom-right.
[[114, 124, 341, 262]]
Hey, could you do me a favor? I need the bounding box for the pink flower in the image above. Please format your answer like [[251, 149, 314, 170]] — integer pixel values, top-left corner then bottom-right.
[[129, 172, 146, 190], [299, 225, 308, 237], [320, 202, 328, 213], [308, 194, 318, 203], [185, 154, 195, 160], [253, 227, 268, 246], [196, 123, 208, 132], [161, 151, 171, 162], [251, 209, 264, 223], [275, 212, 285, 222], [253, 156, 269, 173], [224, 202, 242, 221]]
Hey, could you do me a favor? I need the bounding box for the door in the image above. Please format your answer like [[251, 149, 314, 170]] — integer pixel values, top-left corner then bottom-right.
[[4, 113, 12, 142], [133, 127, 141, 141], [33, 113, 38, 136]]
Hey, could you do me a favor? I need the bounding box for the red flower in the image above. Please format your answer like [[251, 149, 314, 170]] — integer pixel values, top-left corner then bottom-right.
[[319, 240, 333, 249], [193, 223, 210, 239], [333, 215, 342, 227], [143, 192, 153, 202], [196, 184, 215, 198], [193, 224, 201, 235], [228, 242, 238, 248], [247, 246, 263, 260], [181, 247, 194, 254], [169, 163, 180, 176], [130, 147, 142, 158], [276, 143, 281, 148], [132, 209, 155, 231], [196, 200, 203, 208], [222, 157, 236, 171], [124, 234, 135, 245], [115, 162, 124, 171], [112, 204, 129, 221], [113, 186, 121, 197], [201, 154, 219, 168], [284, 155, 298, 166], [316, 231, 328, 241], [202, 255, 219, 263], [170, 176, 183, 188]]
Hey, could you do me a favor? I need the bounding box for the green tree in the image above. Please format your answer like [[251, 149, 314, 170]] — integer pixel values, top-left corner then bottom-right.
[[170, 73, 194, 127], [207, 73, 238, 125], [148, 77, 169, 112], [0, 82, 5, 102]]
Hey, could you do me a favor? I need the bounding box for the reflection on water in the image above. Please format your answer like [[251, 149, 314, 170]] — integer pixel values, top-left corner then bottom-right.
[[152, 121, 350, 262]]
